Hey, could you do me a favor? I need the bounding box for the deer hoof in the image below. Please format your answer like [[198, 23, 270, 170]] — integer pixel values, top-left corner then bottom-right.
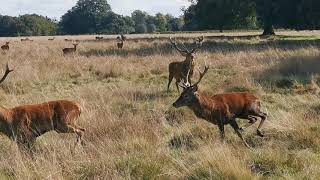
[[257, 130, 264, 137]]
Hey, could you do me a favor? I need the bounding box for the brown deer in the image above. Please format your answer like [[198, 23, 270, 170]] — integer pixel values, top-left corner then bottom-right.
[[1, 42, 9, 51], [21, 38, 33, 42], [0, 100, 85, 149], [172, 65, 267, 148], [48, 37, 55, 41], [96, 36, 104, 40], [167, 36, 204, 92], [63, 43, 79, 55], [117, 34, 126, 49]]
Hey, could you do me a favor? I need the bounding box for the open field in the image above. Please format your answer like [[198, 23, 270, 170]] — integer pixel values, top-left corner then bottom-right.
[[0, 31, 320, 179]]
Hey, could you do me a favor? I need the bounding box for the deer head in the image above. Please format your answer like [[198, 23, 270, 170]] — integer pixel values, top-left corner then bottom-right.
[[169, 36, 204, 62], [173, 64, 209, 108]]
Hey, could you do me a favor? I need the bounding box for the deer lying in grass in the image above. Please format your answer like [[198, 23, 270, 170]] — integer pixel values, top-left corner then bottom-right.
[[96, 36, 104, 40], [172, 65, 267, 147], [1, 42, 9, 51], [21, 38, 33, 42], [167, 36, 204, 92], [63, 43, 79, 55]]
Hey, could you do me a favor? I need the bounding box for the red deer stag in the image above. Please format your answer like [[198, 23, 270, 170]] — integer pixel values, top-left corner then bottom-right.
[[63, 43, 79, 55], [1, 42, 10, 51], [167, 36, 204, 92], [172, 65, 267, 147]]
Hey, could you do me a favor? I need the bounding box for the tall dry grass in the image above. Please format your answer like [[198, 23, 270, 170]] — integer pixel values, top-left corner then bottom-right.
[[0, 32, 319, 179]]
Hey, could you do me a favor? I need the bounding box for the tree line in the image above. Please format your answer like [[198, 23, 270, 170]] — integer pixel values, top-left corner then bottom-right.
[[185, 0, 320, 35], [0, 0, 319, 37]]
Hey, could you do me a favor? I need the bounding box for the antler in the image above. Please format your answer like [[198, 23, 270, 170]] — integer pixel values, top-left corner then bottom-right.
[[169, 37, 189, 54], [0, 63, 14, 84], [190, 36, 204, 53], [192, 63, 209, 87]]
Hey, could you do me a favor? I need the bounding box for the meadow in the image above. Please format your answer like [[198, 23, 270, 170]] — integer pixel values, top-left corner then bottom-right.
[[0, 30, 320, 179]]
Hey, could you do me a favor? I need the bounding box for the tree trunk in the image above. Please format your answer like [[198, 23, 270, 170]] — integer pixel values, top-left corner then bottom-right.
[[262, 19, 276, 36], [262, 24, 275, 36]]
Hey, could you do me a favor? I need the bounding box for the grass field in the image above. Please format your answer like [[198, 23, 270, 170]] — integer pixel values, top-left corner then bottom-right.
[[0, 31, 320, 179]]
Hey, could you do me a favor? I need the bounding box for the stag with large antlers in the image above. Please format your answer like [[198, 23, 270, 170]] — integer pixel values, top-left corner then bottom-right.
[[172, 65, 267, 147], [1, 42, 10, 51], [167, 36, 204, 92]]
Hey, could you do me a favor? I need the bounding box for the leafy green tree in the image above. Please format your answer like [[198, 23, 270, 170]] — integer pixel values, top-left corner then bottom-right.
[[184, 0, 257, 32], [99, 13, 134, 34], [254, 0, 320, 35], [60, 0, 111, 34], [18, 14, 57, 36], [154, 13, 167, 32], [131, 10, 148, 33], [0, 15, 18, 36], [166, 15, 184, 31], [135, 23, 147, 33]]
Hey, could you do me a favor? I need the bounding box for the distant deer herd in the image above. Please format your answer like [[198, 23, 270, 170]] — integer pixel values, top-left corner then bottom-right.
[[0, 34, 269, 152]]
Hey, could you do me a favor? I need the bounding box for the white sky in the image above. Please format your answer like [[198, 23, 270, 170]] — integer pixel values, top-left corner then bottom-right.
[[0, 0, 191, 19]]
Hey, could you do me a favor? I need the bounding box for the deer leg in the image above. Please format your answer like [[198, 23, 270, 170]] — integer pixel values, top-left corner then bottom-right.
[[167, 74, 174, 92], [57, 125, 84, 147], [256, 112, 267, 137], [217, 119, 225, 142], [176, 81, 180, 93], [239, 115, 258, 131], [230, 119, 250, 148]]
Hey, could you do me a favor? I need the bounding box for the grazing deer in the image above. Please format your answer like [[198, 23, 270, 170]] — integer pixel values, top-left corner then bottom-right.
[[117, 34, 126, 49], [63, 43, 79, 55], [172, 65, 267, 148], [48, 37, 55, 41], [167, 36, 204, 92], [1, 42, 9, 51]]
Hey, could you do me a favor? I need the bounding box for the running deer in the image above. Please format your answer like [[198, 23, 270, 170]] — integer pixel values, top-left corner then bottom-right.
[[63, 43, 79, 55], [117, 34, 126, 49], [1, 42, 9, 51], [172, 65, 267, 147], [0, 100, 85, 149], [167, 36, 204, 92]]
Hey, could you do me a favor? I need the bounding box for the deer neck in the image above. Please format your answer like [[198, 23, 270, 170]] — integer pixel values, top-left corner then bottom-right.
[[188, 93, 215, 119]]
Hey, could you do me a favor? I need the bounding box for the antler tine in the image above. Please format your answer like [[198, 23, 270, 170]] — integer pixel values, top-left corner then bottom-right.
[[180, 42, 190, 53], [191, 36, 204, 53], [169, 37, 189, 54], [193, 64, 209, 87], [0, 63, 14, 84]]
